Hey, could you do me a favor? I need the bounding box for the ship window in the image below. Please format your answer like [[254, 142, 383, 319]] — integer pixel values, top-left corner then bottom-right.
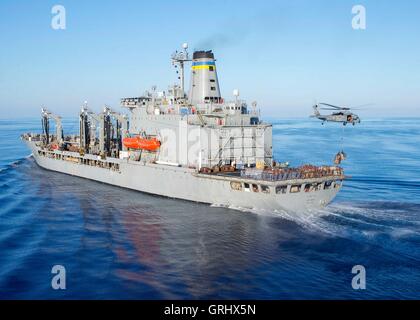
[[210, 79, 215, 82], [276, 185, 287, 194], [252, 184, 259, 192], [304, 184, 311, 192], [324, 181, 333, 190], [250, 117, 259, 125], [290, 185, 301, 193], [209, 66, 214, 71], [211, 86, 216, 91], [261, 185, 270, 194], [230, 181, 242, 191], [244, 183, 250, 192]]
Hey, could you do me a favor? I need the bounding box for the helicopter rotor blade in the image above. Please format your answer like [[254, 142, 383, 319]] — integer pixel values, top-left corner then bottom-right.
[[319, 103, 342, 109], [319, 103, 352, 111], [351, 103, 375, 110], [355, 103, 373, 108]]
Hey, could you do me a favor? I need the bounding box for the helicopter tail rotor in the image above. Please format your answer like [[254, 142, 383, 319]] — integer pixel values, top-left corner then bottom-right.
[[312, 104, 321, 116]]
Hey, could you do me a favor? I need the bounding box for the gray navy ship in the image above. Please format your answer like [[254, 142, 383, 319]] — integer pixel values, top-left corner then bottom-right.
[[22, 44, 345, 213]]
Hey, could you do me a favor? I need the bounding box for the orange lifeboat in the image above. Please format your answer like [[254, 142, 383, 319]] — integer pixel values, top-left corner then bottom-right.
[[123, 136, 161, 151]]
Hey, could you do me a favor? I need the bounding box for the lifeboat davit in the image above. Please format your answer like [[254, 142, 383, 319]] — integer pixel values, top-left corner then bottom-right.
[[123, 136, 161, 151]]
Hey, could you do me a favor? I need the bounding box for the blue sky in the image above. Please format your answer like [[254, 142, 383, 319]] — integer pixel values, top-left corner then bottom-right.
[[0, 0, 419, 118]]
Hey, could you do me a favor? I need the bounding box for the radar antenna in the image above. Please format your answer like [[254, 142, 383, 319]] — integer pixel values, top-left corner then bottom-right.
[[252, 101, 257, 113], [233, 89, 240, 106]]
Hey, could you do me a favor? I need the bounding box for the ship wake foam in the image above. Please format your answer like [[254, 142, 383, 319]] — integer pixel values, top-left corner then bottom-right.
[[212, 201, 420, 240], [0, 154, 33, 173]]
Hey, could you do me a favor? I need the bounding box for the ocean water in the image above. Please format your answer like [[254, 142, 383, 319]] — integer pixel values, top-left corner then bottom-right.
[[0, 117, 419, 299]]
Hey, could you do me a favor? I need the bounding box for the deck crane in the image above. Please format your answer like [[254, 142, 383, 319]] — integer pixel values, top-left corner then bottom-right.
[[41, 107, 63, 146]]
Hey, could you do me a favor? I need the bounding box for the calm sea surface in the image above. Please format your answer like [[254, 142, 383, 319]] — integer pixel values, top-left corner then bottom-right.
[[0, 118, 419, 299]]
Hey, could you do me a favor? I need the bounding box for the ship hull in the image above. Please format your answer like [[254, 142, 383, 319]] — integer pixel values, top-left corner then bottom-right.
[[25, 141, 341, 213]]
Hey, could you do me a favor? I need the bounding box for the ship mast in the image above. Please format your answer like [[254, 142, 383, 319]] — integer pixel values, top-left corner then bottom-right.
[[171, 43, 191, 96]]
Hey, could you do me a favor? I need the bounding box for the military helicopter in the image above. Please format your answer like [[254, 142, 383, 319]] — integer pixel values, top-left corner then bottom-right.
[[311, 103, 361, 126]]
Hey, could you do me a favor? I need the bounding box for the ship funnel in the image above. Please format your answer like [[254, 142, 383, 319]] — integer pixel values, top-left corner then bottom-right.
[[189, 50, 221, 105]]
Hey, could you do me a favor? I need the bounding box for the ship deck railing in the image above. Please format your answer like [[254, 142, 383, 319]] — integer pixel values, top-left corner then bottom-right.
[[205, 166, 344, 182]]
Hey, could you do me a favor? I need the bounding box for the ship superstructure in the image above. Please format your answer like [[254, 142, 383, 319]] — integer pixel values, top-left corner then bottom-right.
[[22, 44, 344, 213]]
